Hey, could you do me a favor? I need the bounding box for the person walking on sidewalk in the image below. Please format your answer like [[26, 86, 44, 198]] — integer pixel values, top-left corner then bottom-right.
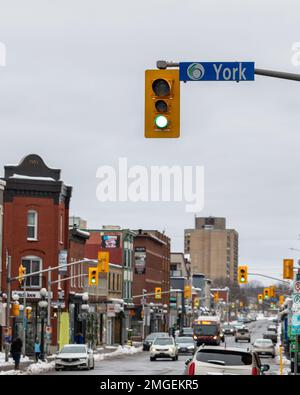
[[34, 338, 41, 362], [10, 337, 23, 370]]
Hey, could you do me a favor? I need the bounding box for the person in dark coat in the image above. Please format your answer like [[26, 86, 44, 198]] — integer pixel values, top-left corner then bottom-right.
[[11, 337, 23, 370]]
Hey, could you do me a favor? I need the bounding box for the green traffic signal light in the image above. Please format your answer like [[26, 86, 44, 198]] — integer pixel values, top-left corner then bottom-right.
[[155, 115, 168, 129]]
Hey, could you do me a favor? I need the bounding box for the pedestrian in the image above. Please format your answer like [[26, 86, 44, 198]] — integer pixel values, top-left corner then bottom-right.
[[34, 338, 41, 362], [10, 337, 23, 370]]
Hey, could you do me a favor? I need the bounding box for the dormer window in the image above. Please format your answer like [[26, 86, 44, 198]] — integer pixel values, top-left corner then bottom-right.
[[27, 210, 38, 240]]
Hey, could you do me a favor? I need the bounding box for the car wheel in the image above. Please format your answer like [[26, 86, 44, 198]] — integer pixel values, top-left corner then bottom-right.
[[55, 367, 60, 371], [172, 357, 176, 361], [150, 357, 155, 361]]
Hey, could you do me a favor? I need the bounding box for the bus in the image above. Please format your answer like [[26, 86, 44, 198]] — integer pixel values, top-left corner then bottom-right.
[[192, 316, 223, 346]]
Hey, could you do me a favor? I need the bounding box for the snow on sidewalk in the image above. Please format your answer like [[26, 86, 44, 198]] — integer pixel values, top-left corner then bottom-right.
[[94, 345, 142, 362], [0, 352, 32, 368]]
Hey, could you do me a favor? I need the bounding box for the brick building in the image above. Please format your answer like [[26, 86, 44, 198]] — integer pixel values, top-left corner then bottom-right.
[[1, 154, 72, 353], [132, 229, 170, 337]]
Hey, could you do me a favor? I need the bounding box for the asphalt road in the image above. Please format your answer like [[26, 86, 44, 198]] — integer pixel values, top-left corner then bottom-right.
[[44, 319, 280, 375]]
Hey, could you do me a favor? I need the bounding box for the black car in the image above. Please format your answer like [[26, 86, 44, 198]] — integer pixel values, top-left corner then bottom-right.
[[263, 331, 277, 344], [143, 332, 169, 351]]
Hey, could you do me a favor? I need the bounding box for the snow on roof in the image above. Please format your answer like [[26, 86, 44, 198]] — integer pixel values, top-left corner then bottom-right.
[[76, 229, 90, 237], [10, 173, 56, 181]]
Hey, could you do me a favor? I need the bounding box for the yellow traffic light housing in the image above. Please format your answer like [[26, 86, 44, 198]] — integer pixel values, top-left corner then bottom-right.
[[155, 287, 162, 300], [145, 69, 180, 138], [279, 295, 284, 305], [184, 285, 191, 299], [263, 288, 270, 300], [18, 264, 26, 284], [238, 266, 248, 284], [283, 259, 294, 280], [98, 251, 109, 273], [269, 285, 276, 298], [88, 267, 98, 286], [213, 292, 219, 302], [258, 294, 263, 303]]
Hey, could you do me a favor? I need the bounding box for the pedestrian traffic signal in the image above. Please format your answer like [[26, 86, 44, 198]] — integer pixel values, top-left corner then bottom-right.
[[258, 294, 263, 304], [88, 267, 98, 286], [184, 285, 192, 299], [238, 266, 248, 284], [145, 69, 180, 138], [263, 288, 270, 299], [18, 264, 26, 284], [98, 251, 109, 273], [283, 259, 294, 280], [155, 287, 162, 299]]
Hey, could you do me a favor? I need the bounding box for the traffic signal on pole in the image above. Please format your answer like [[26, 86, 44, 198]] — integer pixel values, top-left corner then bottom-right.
[[18, 264, 26, 284], [263, 288, 270, 300], [88, 267, 98, 286], [238, 266, 248, 284], [11, 302, 20, 317], [145, 69, 180, 138], [184, 285, 191, 299], [25, 306, 32, 320], [283, 259, 294, 280], [269, 285, 276, 298], [98, 251, 109, 273], [213, 292, 219, 302], [155, 287, 162, 300], [258, 294, 263, 304], [279, 295, 284, 305]]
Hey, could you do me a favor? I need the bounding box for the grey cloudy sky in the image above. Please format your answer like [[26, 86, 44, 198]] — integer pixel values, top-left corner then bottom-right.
[[0, 0, 300, 284]]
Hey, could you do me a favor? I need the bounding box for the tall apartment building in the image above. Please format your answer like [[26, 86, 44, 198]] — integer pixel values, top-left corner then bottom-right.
[[184, 216, 238, 284]]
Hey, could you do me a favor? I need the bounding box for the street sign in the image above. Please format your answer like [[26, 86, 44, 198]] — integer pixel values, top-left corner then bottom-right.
[[292, 294, 300, 311], [291, 313, 300, 335], [179, 62, 255, 82], [294, 281, 300, 294]]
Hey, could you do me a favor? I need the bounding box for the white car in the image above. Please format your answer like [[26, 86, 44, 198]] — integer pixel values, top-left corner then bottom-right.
[[150, 336, 179, 361], [55, 344, 95, 371], [185, 345, 269, 375], [252, 339, 275, 358]]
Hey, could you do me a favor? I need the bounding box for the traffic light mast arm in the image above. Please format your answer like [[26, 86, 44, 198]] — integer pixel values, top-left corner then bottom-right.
[[132, 289, 183, 299], [248, 272, 291, 284], [156, 60, 300, 82]]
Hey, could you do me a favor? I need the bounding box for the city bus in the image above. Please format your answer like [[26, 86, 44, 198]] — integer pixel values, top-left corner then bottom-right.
[[192, 316, 223, 346]]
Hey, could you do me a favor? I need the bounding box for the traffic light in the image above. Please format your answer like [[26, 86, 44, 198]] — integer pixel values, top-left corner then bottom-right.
[[263, 288, 270, 300], [145, 69, 180, 138], [88, 267, 98, 286], [238, 266, 248, 284], [11, 302, 20, 317], [283, 259, 294, 280], [269, 285, 276, 298], [98, 251, 109, 273], [184, 285, 191, 299], [258, 294, 263, 304], [155, 287, 162, 300], [279, 295, 284, 305], [25, 306, 32, 320], [213, 292, 219, 302], [18, 264, 26, 284]]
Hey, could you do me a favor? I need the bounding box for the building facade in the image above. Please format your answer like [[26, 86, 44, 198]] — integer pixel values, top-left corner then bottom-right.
[[132, 230, 171, 338], [0, 180, 5, 349], [185, 216, 238, 284], [1, 154, 72, 353]]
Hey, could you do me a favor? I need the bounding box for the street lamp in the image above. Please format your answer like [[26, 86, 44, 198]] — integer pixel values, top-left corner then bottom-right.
[[38, 288, 48, 361]]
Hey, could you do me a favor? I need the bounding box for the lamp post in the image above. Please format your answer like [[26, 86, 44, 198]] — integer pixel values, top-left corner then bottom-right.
[[39, 288, 48, 361]]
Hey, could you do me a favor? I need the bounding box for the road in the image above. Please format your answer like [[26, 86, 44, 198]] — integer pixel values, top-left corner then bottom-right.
[[44, 319, 280, 375]]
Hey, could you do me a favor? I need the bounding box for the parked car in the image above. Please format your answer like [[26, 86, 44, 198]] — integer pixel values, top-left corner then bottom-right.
[[235, 327, 251, 343], [222, 323, 236, 336], [185, 345, 269, 375], [179, 327, 194, 337], [55, 344, 95, 371], [175, 336, 196, 354], [150, 336, 178, 361], [252, 339, 275, 358], [143, 332, 169, 351], [263, 331, 277, 344]]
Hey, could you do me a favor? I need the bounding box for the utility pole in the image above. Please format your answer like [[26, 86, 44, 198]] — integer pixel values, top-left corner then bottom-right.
[[5, 254, 11, 362], [47, 268, 51, 355], [22, 279, 26, 357]]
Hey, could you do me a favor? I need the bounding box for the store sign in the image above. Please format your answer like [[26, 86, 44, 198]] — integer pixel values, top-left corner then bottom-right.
[[107, 304, 116, 317], [12, 291, 53, 299], [101, 235, 120, 248], [134, 247, 146, 274]]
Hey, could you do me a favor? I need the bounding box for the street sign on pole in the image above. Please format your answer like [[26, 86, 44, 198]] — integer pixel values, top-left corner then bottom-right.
[[294, 281, 300, 294], [179, 62, 255, 82]]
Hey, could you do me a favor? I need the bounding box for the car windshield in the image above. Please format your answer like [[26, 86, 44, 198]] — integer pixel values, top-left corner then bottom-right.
[[194, 324, 218, 336], [61, 346, 86, 354], [176, 337, 194, 343], [254, 339, 272, 346], [147, 333, 166, 340], [196, 349, 252, 366], [153, 337, 173, 346]]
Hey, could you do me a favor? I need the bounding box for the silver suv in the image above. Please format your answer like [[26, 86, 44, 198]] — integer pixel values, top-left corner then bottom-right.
[[235, 327, 251, 343]]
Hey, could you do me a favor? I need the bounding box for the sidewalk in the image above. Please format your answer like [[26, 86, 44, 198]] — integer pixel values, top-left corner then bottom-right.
[[0, 343, 143, 375]]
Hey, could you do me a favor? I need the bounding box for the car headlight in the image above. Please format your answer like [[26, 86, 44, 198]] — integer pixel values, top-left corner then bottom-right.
[[80, 358, 87, 361], [188, 346, 194, 349]]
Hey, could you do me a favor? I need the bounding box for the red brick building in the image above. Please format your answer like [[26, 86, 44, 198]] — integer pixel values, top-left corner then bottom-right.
[[1, 154, 72, 353], [132, 230, 170, 336]]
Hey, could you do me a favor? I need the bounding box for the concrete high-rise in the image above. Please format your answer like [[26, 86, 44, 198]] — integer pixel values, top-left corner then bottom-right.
[[184, 216, 238, 284]]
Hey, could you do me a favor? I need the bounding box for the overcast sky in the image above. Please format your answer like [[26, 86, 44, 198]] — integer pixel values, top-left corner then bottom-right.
[[0, 0, 300, 285]]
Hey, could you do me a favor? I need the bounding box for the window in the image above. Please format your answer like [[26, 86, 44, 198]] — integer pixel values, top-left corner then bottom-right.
[[22, 256, 42, 288], [27, 210, 38, 240], [112, 273, 115, 291], [116, 274, 119, 291], [59, 214, 63, 243], [196, 350, 252, 366]]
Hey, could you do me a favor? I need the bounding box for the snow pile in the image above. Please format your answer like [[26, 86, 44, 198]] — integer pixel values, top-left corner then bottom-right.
[[0, 353, 32, 368], [26, 360, 55, 375], [0, 369, 24, 375], [94, 345, 142, 362]]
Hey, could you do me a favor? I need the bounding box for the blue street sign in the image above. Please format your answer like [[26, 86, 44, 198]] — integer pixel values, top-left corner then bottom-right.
[[179, 62, 255, 81]]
